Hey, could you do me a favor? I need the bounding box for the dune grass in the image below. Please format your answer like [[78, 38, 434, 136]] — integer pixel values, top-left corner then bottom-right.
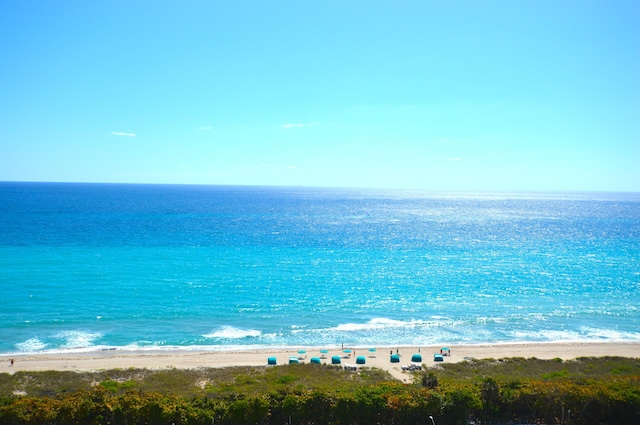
[[425, 356, 640, 384], [0, 363, 395, 398]]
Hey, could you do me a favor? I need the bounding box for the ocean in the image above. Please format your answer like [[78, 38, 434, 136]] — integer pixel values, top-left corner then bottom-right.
[[1, 182, 639, 355]]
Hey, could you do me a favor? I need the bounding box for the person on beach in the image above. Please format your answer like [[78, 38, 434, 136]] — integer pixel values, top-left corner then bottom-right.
[[10, 359, 14, 367]]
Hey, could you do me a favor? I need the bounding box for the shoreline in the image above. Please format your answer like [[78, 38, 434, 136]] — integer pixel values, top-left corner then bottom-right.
[[3, 341, 638, 382]]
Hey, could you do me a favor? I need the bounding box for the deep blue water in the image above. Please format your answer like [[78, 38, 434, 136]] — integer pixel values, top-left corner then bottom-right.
[[1, 182, 639, 354]]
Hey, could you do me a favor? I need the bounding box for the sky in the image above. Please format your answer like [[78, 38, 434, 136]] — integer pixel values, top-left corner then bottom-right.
[[1, 1, 639, 192]]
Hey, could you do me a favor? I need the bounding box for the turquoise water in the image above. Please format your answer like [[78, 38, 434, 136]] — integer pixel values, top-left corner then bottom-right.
[[1, 182, 639, 354]]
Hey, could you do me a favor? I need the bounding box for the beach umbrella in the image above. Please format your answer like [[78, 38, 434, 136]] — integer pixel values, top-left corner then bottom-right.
[[343, 349, 352, 354], [368, 348, 376, 353], [298, 349, 306, 355], [320, 349, 329, 354]]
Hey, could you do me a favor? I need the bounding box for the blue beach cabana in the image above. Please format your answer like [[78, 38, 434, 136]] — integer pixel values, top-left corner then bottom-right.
[[356, 356, 366, 365], [267, 357, 277, 365], [390, 354, 400, 363], [289, 356, 300, 364], [310, 357, 321, 364], [411, 353, 422, 363], [331, 355, 341, 365]]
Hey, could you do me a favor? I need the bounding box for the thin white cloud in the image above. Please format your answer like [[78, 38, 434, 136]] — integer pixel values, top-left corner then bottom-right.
[[281, 123, 304, 128], [111, 131, 136, 137]]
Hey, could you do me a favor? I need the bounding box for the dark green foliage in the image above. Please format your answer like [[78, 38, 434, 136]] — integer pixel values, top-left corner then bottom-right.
[[480, 377, 500, 418], [420, 371, 439, 389]]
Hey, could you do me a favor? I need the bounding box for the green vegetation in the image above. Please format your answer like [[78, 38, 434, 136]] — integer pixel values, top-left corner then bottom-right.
[[1, 357, 638, 424]]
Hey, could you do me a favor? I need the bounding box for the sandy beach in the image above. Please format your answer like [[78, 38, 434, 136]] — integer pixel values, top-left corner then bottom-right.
[[2, 342, 638, 382]]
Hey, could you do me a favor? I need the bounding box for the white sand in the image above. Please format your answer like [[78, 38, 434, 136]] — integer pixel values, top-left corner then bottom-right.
[[2, 342, 638, 382]]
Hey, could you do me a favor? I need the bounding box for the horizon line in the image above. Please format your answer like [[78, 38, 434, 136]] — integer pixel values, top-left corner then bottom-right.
[[1, 180, 639, 196]]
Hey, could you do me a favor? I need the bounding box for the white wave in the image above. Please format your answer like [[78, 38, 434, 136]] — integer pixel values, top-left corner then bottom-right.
[[202, 326, 261, 339], [474, 316, 507, 325], [37, 345, 114, 354], [333, 317, 442, 332], [580, 327, 640, 341], [509, 329, 576, 341], [15, 338, 47, 352], [101, 343, 292, 353], [508, 327, 640, 343], [54, 330, 103, 348]]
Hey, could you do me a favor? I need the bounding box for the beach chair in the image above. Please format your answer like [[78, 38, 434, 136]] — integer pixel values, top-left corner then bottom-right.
[[402, 364, 422, 371]]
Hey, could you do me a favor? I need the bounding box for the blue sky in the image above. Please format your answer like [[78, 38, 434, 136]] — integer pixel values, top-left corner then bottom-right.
[[1, 1, 639, 191]]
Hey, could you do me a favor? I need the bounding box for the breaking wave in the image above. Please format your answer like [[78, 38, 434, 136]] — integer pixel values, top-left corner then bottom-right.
[[203, 326, 262, 339]]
